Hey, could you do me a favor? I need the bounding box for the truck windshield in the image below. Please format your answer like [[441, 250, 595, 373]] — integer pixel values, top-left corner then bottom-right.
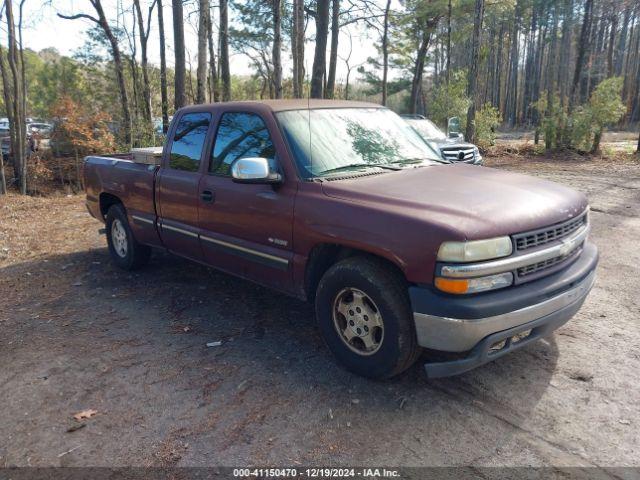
[[276, 108, 445, 179]]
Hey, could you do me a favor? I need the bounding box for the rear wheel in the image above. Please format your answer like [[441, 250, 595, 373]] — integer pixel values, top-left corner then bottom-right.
[[105, 204, 151, 270], [315, 256, 421, 379]]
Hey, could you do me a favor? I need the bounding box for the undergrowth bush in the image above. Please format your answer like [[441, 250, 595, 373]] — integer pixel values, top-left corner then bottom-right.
[[426, 70, 471, 132], [533, 77, 626, 153], [474, 103, 501, 150]]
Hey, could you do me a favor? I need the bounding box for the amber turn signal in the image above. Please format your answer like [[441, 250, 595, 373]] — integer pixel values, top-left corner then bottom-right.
[[435, 272, 514, 294], [434, 277, 469, 294]]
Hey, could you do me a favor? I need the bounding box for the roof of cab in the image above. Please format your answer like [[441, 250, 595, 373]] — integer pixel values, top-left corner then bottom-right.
[[179, 99, 385, 114]]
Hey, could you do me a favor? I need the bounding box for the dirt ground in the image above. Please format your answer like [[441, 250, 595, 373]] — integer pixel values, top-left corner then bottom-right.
[[1, 152, 639, 469]]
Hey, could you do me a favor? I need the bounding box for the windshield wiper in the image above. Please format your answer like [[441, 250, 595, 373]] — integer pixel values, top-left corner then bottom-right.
[[318, 163, 400, 175]]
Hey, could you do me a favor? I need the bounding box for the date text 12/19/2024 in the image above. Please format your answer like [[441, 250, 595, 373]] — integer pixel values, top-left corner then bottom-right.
[[233, 468, 401, 478]]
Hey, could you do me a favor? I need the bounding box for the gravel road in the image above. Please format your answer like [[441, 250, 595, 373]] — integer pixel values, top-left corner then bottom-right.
[[1, 155, 638, 469]]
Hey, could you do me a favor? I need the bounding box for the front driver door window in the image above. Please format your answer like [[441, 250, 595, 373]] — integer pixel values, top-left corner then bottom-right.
[[209, 112, 277, 176]]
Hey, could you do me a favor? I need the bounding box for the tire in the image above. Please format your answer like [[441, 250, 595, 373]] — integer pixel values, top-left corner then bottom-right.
[[105, 204, 151, 270], [315, 256, 421, 379]]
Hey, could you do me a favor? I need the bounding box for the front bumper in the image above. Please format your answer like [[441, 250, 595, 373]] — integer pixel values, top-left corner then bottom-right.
[[410, 242, 598, 378]]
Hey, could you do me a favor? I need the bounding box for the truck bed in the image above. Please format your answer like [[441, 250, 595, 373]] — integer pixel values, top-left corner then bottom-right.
[[84, 155, 162, 247]]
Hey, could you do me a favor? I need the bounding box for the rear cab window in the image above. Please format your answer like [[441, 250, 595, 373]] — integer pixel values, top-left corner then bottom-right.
[[210, 112, 276, 176], [169, 112, 212, 172]]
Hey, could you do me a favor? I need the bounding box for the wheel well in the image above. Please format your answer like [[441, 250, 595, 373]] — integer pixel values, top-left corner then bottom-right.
[[304, 244, 406, 301], [99, 193, 122, 219]]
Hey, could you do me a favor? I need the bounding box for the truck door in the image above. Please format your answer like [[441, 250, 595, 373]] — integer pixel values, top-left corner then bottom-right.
[[156, 111, 212, 261], [198, 111, 295, 293]]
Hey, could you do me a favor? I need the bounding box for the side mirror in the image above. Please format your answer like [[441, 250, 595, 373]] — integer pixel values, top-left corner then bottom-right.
[[230, 157, 282, 184], [447, 117, 462, 139]]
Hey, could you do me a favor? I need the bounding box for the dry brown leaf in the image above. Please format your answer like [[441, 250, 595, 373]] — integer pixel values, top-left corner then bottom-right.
[[73, 409, 98, 421]]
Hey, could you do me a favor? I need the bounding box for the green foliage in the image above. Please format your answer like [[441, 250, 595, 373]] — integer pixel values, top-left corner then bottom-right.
[[474, 103, 501, 150], [533, 94, 568, 150], [230, 75, 264, 100], [588, 77, 626, 152], [388, 0, 449, 83], [534, 78, 626, 153], [569, 106, 593, 152], [589, 77, 627, 128], [426, 70, 470, 130]]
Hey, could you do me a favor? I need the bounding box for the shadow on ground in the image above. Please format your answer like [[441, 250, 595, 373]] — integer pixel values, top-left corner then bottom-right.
[[0, 246, 558, 466]]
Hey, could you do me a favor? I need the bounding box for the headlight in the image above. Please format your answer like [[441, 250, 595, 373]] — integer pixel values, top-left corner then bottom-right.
[[437, 236, 512, 263], [435, 272, 513, 294]]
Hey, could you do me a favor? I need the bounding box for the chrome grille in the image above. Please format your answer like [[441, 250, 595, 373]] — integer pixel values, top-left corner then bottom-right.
[[514, 213, 587, 251], [517, 246, 581, 277], [440, 147, 475, 162]]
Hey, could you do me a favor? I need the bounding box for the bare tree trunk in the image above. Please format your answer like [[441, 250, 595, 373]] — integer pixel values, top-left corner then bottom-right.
[[311, 0, 330, 98], [173, 0, 187, 109], [6, 0, 27, 192], [18, 0, 26, 134], [186, 54, 195, 101], [465, 0, 485, 143], [558, 0, 573, 108], [446, 0, 451, 87], [504, 0, 521, 126], [0, 45, 16, 182], [124, 4, 142, 136], [207, 4, 219, 102], [60, 1, 133, 147], [157, 0, 169, 132], [325, 0, 339, 99], [522, 8, 536, 125], [409, 27, 433, 114], [615, 6, 631, 76], [606, 12, 617, 78], [272, 0, 283, 99], [219, 0, 231, 101], [0, 149, 6, 195], [494, 20, 504, 108], [196, 0, 209, 103], [570, 0, 593, 110], [381, 0, 391, 106], [546, 7, 559, 150], [125, 23, 141, 133], [133, 0, 154, 127], [292, 0, 305, 98]]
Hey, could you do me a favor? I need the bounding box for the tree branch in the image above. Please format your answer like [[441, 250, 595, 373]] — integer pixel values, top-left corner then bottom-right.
[[145, 0, 158, 42], [339, 13, 386, 28], [57, 12, 100, 24]]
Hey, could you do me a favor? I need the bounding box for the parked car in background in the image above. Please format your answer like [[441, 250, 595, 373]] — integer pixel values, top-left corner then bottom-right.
[[27, 122, 53, 135], [27, 122, 53, 154], [84, 100, 597, 379], [154, 116, 174, 135], [402, 115, 483, 165], [0, 121, 53, 159], [0, 126, 10, 158]]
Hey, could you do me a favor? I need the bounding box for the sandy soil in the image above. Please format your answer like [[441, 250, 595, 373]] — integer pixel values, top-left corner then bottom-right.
[[1, 154, 639, 468]]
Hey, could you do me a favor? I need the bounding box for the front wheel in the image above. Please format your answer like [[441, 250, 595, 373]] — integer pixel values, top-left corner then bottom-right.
[[315, 257, 421, 379], [105, 204, 151, 270]]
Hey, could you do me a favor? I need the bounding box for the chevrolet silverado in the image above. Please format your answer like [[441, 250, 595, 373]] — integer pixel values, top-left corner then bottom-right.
[[84, 100, 598, 379]]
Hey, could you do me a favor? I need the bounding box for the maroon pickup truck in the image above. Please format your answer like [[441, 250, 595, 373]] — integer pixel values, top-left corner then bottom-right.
[[85, 100, 598, 379]]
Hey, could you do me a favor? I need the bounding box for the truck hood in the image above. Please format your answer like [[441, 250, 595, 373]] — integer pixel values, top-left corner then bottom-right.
[[321, 163, 588, 240]]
